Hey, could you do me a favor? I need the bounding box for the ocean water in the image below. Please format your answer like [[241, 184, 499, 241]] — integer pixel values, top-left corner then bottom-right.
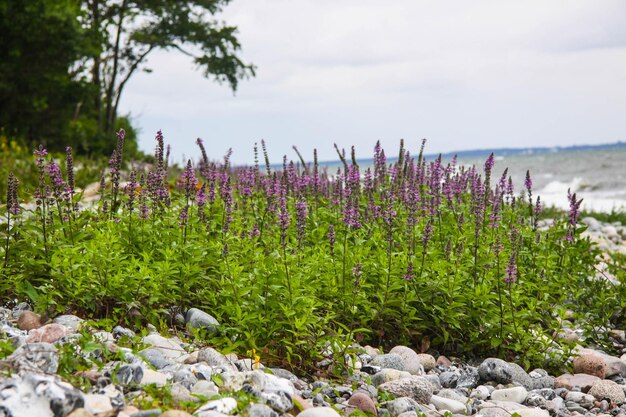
[[316, 145, 626, 213], [453, 147, 626, 213]]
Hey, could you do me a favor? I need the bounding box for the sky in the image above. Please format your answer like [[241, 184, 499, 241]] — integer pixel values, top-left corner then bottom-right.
[[120, 0, 626, 165]]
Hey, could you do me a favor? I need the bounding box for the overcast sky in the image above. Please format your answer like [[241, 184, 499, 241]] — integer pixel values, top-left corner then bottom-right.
[[120, 0, 626, 165]]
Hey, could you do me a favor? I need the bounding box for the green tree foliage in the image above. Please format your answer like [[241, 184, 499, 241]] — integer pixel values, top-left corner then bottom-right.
[[0, 0, 254, 156], [82, 0, 256, 139], [0, 0, 88, 151]]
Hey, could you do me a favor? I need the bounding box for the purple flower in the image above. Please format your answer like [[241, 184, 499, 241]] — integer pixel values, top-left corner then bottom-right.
[[524, 170, 532, 195], [33, 146, 48, 164], [295, 199, 308, 243], [220, 176, 233, 232], [250, 223, 260, 237], [504, 254, 517, 284], [565, 188, 583, 241], [7, 173, 19, 215], [125, 170, 138, 213], [403, 261, 414, 281], [181, 160, 198, 200], [484, 153, 495, 175], [178, 206, 189, 227], [327, 225, 336, 256]]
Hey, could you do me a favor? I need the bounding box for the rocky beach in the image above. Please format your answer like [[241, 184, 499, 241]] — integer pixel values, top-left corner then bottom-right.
[[1, 216, 625, 417]]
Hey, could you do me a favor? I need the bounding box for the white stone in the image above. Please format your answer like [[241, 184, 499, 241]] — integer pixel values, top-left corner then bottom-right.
[[140, 369, 170, 387], [84, 393, 113, 415], [142, 333, 189, 363], [490, 386, 528, 403], [194, 397, 238, 414], [512, 408, 550, 417], [430, 394, 467, 414], [298, 407, 342, 417]]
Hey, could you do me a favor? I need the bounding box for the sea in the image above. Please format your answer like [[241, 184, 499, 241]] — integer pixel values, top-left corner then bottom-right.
[[317, 142, 626, 213]]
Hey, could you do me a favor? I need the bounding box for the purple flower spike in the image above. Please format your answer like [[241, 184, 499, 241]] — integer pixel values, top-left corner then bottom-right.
[[525, 170, 532, 194]]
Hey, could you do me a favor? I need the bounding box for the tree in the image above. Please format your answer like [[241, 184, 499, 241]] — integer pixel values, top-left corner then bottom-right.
[[82, 0, 256, 137], [0, 0, 88, 150]]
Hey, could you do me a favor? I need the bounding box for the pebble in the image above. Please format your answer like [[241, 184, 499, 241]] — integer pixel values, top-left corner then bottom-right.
[[348, 392, 378, 415], [297, 407, 342, 417], [429, 394, 467, 413], [588, 379, 626, 403], [53, 314, 85, 332], [378, 376, 434, 403], [389, 346, 425, 375], [185, 308, 220, 332], [555, 373, 601, 392], [371, 353, 406, 371], [16, 310, 41, 330], [25, 323, 67, 343], [491, 386, 528, 403], [2, 292, 626, 417]]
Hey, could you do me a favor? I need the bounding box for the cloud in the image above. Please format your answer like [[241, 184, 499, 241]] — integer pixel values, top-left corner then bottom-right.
[[119, 0, 626, 164]]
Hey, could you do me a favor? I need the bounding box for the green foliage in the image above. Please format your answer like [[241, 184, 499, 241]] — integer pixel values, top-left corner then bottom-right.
[[0, 0, 254, 156], [0, 0, 89, 150], [1, 137, 623, 373]]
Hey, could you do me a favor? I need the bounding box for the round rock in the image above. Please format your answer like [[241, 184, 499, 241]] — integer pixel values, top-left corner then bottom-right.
[[348, 392, 378, 415], [588, 379, 626, 404], [378, 376, 433, 404], [185, 307, 220, 331]]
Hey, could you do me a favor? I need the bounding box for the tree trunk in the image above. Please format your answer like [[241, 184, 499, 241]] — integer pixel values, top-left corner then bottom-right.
[[90, 0, 103, 132], [104, 0, 128, 136]]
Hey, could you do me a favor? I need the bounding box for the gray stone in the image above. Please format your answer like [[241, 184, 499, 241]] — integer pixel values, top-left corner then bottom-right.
[[191, 380, 219, 398], [387, 397, 419, 417], [141, 333, 188, 363], [491, 386, 528, 403], [457, 366, 480, 389], [437, 388, 468, 403], [115, 364, 144, 386], [372, 369, 412, 386], [93, 383, 124, 409], [139, 347, 175, 369], [112, 326, 136, 340], [173, 369, 197, 390], [12, 302, 31, 319], [371, 353, 405, 371], [185, 308, 220, 332], [470, 386, 490, 400], [52, 315, 84, 333], [439, 371, 459, 388], [260, 390, 293, 412], [197, 347, 237, 372], [389, 346, 425, 375], [7, 342, 59, 373], [246, 403, 279, 417], [565, 391, 595, 409], [378, 376, 433, 403], [478, 358, 533, 389], [0, 373, 84, 417], [416, 354, 437, 372], [525, 391, 547, 408], [170, 383, 198, 404], [423, 374, 441, 392]]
